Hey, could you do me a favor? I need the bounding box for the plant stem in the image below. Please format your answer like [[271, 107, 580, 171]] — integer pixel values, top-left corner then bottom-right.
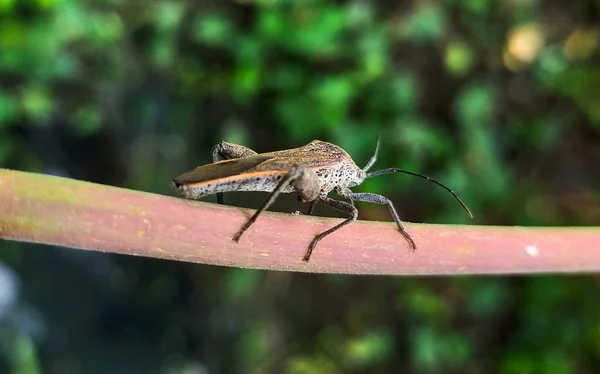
[[1, 169, 598, 275]]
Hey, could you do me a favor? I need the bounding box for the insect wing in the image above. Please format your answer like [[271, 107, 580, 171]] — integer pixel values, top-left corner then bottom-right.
[[173, 155, 273, 186]]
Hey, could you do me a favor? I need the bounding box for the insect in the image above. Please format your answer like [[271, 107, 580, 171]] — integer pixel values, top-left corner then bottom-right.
[[171, 139, 473, 262]]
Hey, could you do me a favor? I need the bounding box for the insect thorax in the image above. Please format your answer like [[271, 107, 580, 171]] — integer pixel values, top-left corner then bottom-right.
[[313, 162, 365, 194]]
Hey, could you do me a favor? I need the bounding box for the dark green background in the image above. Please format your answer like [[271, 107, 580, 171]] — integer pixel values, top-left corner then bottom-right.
[[1, 0, 599, 373]]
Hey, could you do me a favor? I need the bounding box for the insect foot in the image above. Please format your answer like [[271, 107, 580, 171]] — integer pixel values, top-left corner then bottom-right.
[[302, 197, 359, 262]]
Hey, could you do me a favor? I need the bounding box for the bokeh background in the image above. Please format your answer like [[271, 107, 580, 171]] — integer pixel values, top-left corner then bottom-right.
[[1, 0, 600, 372]]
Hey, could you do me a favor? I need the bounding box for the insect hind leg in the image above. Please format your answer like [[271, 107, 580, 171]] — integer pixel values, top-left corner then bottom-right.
[[304, 197, 358, 262], [211, 141, 259, 205]]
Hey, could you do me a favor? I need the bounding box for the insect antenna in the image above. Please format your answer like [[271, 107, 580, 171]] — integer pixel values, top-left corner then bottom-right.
[[362, 137, 380, 172], [366, 168, 473, 218]]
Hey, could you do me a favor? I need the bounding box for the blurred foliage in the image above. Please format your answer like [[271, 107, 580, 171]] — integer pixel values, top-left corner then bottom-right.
[[1, 0, 599, 373]]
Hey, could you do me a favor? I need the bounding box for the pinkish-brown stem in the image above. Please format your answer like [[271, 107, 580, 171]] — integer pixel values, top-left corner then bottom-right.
[[0, 169, 598, 275]]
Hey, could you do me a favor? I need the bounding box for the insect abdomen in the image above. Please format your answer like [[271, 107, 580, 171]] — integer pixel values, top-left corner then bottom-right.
[[172, 171, 293, 199]]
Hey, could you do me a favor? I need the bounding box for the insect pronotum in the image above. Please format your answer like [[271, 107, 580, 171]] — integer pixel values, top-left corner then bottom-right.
[[171, 139, 473, 262]]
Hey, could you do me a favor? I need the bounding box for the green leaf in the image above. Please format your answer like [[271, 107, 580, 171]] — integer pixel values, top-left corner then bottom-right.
[[405, 286, 448, 321], [455, 82, 495, 126], [233, 64, 261, 103], [285, 355, 339, 374], [221, 117, 252, 146], [356, 29, 389, 81], [238, 324, 269, 366], [276, 95, 322, 141], [411, 327, 441, 370], [269, 65, 307, 91], [233, 38, 263, 102], [257, 8, 284, 40], [71, 105, 103, 137], [223, 269, 262, 299], [154, 2, 186, 33], [0, 0, 16, 13], [0, 90, 18, 127], [11, 333, 41, 374], [463, 0, 491, 14], [89, 11, 125, 46], [442, 333, 471, 366], [393, 116, 449, 163], [310, 75, 354, 128], [343, 330, 392, 368], [21, 84, 54, 123], [445, 40, 475, 77], [298, 8, 346, 55], [465, 279, 509, 317], [391, 71, 420, 112], [149, 35, 176, 68], [403, 4, 447, 42], [192, 13, 234, 47], [0, 136, 15, 163]]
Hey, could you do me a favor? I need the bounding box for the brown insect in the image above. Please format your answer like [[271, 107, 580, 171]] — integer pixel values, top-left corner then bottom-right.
[[172, 140, 473, 262]]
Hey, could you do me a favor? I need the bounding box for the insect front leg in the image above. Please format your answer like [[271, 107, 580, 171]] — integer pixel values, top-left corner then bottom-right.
[[233, 165, 319, 244], [343, 191, 416, 250], [304, 197, 358, 262], [211, 141, 258, 204]]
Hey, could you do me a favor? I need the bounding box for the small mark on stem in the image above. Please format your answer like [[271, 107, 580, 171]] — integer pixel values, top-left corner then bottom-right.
[[524, 245, 539, 257]]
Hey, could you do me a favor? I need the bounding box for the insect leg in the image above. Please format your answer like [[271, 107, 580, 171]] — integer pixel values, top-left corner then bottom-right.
[[233, 166, 306, 243], [304, 197, 358, 262], [211, 142, 258, 205], [307, 200, 318, 215], [211, 141, 258, 162], [345, 192, 417, 250]]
